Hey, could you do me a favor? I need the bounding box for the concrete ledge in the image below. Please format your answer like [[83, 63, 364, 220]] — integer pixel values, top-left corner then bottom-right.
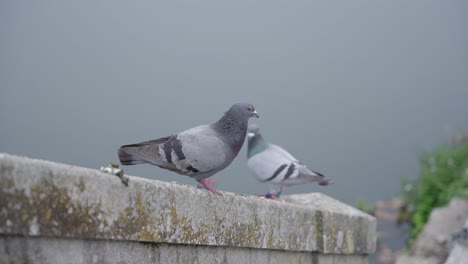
[[0, 153, 376, 261], [0, 237, 370, 264]]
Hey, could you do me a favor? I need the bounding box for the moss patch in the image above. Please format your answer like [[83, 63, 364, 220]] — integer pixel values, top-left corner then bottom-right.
[[315, 211, 324, 252], [0, 177, 108, 238], [0, 177, 267, 247]]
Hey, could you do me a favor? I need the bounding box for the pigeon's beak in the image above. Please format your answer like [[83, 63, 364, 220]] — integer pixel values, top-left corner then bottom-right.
[[253, 110, 259, 118], [247, 132, 255, 137]]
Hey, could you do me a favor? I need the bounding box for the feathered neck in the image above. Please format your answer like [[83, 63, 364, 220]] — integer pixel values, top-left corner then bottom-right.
[[247, 133, 268, 158], [212, 110, 248, 153]]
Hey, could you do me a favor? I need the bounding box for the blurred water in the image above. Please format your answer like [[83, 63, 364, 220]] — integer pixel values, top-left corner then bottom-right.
[[1, 1, 467, 204]]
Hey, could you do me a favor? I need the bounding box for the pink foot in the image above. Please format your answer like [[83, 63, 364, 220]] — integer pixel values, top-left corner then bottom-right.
[[197, 178, 222, 195]]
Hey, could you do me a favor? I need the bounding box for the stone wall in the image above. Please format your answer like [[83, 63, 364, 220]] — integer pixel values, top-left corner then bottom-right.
[[0, 153, 376, 264]]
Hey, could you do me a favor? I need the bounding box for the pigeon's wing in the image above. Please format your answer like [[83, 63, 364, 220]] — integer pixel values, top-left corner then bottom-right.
[[268, 144, 331, 185], [118, 125, 229, 177], [248, 144, 331, 186], [268, 144, 298, 162], [247, 144, 298, 184], [165, 125, 230, 175]]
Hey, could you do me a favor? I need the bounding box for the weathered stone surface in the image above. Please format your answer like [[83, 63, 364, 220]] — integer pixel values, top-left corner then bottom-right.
[[396, 255, 438, 264], [0, 153, 376, 263], [445, 218, 468, 264], [0, 153, 375, 255], [445, 243, 468, 264], [282, 194, 376, 254], [411, 197, 468, 260], [0, 236, 369, 264]]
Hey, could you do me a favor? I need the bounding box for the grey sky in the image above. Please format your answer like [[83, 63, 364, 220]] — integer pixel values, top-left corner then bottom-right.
[[1, 1, 467, 203]]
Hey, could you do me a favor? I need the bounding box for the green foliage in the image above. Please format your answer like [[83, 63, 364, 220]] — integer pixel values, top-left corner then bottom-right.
[[400, 135, 468, 245]]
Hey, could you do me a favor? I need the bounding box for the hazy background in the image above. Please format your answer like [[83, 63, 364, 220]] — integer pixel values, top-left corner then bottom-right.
[[1, 1, 467, 204]]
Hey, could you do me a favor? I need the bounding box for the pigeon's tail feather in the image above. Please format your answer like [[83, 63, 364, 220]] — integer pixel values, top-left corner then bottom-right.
[[297, 172, 334, 186], [318, 178, 334, 186], [118, 137, 170, 166], [311, 170, 325, 177], [118, 146, 148, 165]]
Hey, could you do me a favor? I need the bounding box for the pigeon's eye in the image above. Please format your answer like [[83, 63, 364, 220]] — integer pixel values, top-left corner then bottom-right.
[[247, 107, 253, 112]]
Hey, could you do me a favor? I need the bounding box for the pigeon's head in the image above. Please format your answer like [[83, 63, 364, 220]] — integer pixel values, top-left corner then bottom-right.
[[230, 102, 259, 119], [247, 123, 260, 138]]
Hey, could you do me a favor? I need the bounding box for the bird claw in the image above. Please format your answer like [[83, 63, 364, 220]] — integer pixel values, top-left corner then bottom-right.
[[256, 192, 281, 199], [197, 178, 222, 195]]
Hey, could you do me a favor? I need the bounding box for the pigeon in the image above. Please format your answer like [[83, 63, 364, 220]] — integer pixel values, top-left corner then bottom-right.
[[118, 102, 259, 193], [247, 124, 332, 198]]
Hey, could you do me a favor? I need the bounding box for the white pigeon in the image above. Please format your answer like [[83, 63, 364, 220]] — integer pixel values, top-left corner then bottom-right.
[[247, 124, 332, 198], [118, 102, 259, 193]]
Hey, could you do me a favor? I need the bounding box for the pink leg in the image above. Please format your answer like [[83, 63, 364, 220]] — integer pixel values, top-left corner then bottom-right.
[[256, 185, 283, 199], [256, 192, 281, 199], [197, 178, 222, 195]]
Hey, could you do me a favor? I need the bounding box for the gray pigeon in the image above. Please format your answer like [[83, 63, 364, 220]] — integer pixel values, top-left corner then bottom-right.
[[247, 124, 332, 198], [118, 102, 259, 193]]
